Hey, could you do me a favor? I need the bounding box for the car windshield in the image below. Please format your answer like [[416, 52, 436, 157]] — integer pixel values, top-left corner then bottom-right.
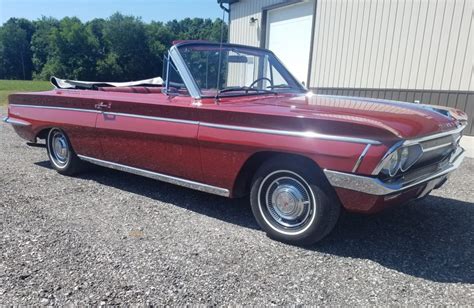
[[176, 43, 306, 97]]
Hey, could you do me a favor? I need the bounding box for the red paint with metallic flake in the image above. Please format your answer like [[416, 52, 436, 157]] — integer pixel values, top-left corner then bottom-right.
[[5, 88, 465, 213]]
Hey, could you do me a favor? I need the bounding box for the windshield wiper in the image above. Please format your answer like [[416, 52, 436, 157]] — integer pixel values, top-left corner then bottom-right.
[[218, 86, 246, 93], [267, 84, 292, 89], [218, 86, 276, 95]]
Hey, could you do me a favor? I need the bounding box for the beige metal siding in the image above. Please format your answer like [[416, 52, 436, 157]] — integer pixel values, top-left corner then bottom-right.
[[309, 0, 474, 91], [229, 0, 474, 134], [229, 0, 473, 91], [229, 0, 286, 47]]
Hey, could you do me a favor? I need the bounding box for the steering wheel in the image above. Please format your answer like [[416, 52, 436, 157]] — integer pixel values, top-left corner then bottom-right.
[[248, 77, 273, 91]]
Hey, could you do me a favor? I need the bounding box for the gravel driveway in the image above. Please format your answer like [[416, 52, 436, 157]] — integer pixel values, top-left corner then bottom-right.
[[1, 107, 473, 305]]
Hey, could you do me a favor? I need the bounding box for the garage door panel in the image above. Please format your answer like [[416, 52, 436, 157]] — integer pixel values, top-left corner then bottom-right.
[[266, 1, 314, 85]]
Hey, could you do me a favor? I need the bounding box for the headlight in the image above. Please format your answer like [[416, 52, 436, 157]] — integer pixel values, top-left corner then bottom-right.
[[399, 144, 423, 172], [380, 144, 423, 176], [381, 150, 400, 177], [399, 147, 409, 168]]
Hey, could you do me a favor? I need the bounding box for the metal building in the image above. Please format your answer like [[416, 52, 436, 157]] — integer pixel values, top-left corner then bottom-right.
[[223, 0, 474, 135]]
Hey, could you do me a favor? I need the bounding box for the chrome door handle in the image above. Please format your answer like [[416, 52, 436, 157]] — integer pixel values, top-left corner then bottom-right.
[[95, 102, 111, 110]]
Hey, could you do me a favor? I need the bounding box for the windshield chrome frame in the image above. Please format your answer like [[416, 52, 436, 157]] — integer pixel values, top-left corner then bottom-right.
[[167, 45, 202, 99], [167, 42, 307, 100]]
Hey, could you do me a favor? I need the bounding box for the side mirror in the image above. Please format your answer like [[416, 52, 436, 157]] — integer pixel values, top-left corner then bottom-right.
[[228, 55, 248, 63]]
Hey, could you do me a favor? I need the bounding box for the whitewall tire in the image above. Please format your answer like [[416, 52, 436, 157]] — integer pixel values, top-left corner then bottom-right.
[[250, 156, 340, 245]]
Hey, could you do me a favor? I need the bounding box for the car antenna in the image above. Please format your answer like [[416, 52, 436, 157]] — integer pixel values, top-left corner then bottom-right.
[[214, 3, 227, 104]]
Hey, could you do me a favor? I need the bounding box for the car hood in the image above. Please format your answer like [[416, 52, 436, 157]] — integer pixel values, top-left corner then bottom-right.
[[244, 93, 467, 140]]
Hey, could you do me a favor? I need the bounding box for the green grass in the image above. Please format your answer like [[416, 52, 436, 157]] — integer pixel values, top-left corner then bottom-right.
[[0, 80, 53, 106]]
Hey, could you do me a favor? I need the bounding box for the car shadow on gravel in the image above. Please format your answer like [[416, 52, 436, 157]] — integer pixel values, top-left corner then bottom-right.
[[34, 161, 260, 230], [35, 160, 474, 284], [316, 197, 474, 284]]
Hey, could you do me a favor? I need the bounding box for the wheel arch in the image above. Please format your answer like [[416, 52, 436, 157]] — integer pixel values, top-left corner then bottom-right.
[[232, 151, 326, 198], [36, 127, 52, 140]]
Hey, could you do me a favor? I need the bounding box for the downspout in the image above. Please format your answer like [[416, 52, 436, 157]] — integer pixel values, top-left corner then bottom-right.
[[217, 0, 233, 42], [227, 3, 231, 42], [219, 2, 230, 13]]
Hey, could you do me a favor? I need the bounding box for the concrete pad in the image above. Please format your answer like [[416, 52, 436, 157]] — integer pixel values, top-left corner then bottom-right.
[[461, 135, 474, 158]]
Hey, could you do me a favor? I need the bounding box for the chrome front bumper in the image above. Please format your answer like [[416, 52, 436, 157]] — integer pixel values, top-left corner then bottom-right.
[[324, 146, 465, 196]]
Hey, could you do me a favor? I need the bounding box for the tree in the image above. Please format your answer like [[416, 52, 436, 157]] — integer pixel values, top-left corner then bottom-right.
[[0, 18, 35, 79], [99, 13, 154, 81], [145, 21, 173, 77], [165, 18, 227, 43], [31, 17, 59, 78], [38, 17, 100, 80], [0, 14, 227, 81]]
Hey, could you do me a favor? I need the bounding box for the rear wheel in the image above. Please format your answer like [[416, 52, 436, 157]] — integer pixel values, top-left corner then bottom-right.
[[46, 128, 85, 175], [250, 157, 340, 245]]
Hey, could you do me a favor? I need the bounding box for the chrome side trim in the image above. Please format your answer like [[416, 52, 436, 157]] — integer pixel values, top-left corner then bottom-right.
[[168, 46, 201, 99], [9, 104, 100, 114], [325, 147, 465, 196], [103, 112, 199, 125], [9, 104, 382, 144], [77, 155, 230, 197], [10, 104, 198, 125], [422, 142, 453, 152], [352, 144, 371, 172], [200, 122, 382, 145], [2, 116, 31, 126]]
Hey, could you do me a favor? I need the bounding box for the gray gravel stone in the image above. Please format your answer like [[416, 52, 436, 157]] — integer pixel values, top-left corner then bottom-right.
[[0, 106, 473, 305]]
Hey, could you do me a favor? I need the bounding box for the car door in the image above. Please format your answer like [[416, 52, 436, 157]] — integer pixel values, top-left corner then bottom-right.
[[95, 93, 203, 182]]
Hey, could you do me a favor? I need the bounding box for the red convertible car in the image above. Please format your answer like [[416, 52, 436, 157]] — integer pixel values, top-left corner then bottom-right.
[[3, 42, 468, 245]]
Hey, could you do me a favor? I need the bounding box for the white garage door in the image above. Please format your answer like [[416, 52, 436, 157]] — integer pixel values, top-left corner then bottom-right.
[[266, 1, 314, 85]]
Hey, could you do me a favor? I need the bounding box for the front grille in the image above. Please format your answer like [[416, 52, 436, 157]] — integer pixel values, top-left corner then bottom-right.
[[420, 133, 460, 151], [400, 156, 450, 183], [378, 130, 461, 182], [382, 155, 451, 184], [414, 132, 460, 169]]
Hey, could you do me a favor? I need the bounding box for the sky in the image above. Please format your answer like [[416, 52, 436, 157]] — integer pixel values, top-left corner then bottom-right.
[[0, 0, 224, 24]]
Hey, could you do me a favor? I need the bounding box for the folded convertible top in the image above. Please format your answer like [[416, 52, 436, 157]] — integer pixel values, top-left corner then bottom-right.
[[50, 76, 164, 90]]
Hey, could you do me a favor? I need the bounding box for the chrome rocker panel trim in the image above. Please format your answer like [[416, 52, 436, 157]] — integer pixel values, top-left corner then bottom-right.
[[2, 116, 31, 126], [324, 146, 465, 196], [77, 155, 230, 197]]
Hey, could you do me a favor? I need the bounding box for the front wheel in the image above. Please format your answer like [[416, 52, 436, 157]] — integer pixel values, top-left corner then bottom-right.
[[46, 128, 85, 175], [250, 157, 340, 245]]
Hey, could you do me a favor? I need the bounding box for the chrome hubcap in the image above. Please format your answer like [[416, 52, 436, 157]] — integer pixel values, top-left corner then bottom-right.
[[50, 130, 69, 166], [263, 175, 312, 229], [272, 185, 305, 220]]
